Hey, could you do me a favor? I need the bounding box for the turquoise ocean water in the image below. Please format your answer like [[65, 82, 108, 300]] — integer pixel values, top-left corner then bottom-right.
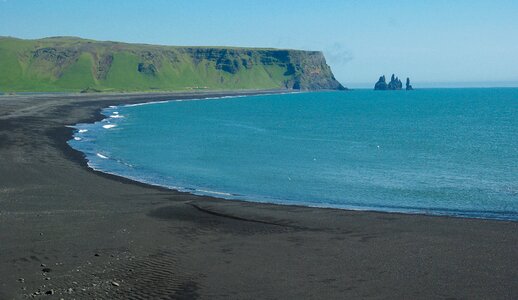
[[69, 89, 518, 220]]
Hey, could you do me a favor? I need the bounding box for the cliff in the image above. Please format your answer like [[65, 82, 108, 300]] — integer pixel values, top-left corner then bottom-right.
[[0, 36, 345, 92]]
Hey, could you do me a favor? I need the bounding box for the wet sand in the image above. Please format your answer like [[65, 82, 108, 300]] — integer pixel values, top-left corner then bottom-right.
[[1, 90, 518, 299]]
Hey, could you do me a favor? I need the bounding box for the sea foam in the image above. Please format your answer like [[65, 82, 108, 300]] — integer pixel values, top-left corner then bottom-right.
[[197, 189, 233, 196], [96, 153, 108, 159]]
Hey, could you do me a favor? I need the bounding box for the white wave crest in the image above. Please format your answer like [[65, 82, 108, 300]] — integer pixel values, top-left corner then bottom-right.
[[125, 100, 170, 107], [96, 153, 108, 159], [121, 91, 298, 109], [78, 129, 88, 133], [197, 189, 233, 196], [102, 124, 117, 129]]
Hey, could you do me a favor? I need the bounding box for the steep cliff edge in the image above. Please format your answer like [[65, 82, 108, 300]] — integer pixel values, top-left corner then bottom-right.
[[0, 36, 345, 92]]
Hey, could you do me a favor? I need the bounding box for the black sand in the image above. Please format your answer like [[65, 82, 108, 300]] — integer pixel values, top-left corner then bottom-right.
[[1, 90, 517, 299]]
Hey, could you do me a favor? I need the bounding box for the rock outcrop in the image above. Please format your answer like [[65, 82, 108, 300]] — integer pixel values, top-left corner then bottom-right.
[[387, 74, 403, 90], [406, 77, 413, 90], [374, 75, 388, 90], [374, 74, 412, 90]]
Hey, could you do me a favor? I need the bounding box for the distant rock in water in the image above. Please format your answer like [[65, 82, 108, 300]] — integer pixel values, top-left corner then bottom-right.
[[374, 74, 412, 90], [374, 75, 388, 90], [387, 74, 403, 90], [406, 77, 413, 90]]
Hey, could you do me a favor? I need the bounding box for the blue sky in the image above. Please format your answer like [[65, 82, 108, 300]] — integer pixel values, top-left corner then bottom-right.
[[1, 0, 517, 87]]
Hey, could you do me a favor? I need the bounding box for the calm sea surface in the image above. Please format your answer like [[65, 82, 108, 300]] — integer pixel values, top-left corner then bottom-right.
[[69, 89, 518, 220]]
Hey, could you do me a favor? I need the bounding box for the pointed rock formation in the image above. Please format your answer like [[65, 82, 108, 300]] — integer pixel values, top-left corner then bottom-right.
[[374, 75, 388, 90], [406, 77, 413, 90], [374, 74, 412, 90], [387, 74, 403, 90]]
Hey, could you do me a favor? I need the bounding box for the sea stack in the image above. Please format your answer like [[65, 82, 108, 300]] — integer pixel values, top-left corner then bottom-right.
[[374, 74, 412, 90], [374, 75, 388, 90], [387, 74, 403, 90], [406, 77, 413, 90]]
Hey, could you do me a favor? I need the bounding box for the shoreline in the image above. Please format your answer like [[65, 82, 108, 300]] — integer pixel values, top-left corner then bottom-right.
[[65, 89, 308, 194], [70, 91, 517, 223], [1, 89, 518, 299]]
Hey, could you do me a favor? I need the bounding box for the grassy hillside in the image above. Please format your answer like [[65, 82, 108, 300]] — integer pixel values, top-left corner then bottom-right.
[[0, 36, 345, 93]]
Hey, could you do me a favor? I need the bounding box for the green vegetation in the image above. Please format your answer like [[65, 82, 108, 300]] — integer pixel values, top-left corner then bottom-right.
[[0, 36, 344, 92]]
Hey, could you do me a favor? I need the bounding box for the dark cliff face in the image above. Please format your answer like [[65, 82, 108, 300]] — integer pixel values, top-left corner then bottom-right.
[[287, 51, 346, 90], [179, 48, 345, 90], [76, 47, 345, 90]]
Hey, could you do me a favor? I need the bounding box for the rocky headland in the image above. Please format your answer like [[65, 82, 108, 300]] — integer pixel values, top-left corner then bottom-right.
[[0, 36, 346, 92]]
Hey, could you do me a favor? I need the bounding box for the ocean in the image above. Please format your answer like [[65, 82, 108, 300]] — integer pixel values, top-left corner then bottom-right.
[[68, 89, 518, 220]]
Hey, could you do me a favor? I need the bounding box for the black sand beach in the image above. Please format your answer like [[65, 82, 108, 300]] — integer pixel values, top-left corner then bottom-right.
[[1, 90, 518, 299]]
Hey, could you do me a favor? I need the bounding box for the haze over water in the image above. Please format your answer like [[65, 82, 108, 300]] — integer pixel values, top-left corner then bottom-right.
[[70, 89, 518, 220]]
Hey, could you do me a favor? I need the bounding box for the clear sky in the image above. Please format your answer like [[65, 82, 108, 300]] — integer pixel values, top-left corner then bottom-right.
[[1, 0, 517, 87]]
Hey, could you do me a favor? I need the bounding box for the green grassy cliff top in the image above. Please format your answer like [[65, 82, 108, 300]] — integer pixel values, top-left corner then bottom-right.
[[0, 36, 345, 92]]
